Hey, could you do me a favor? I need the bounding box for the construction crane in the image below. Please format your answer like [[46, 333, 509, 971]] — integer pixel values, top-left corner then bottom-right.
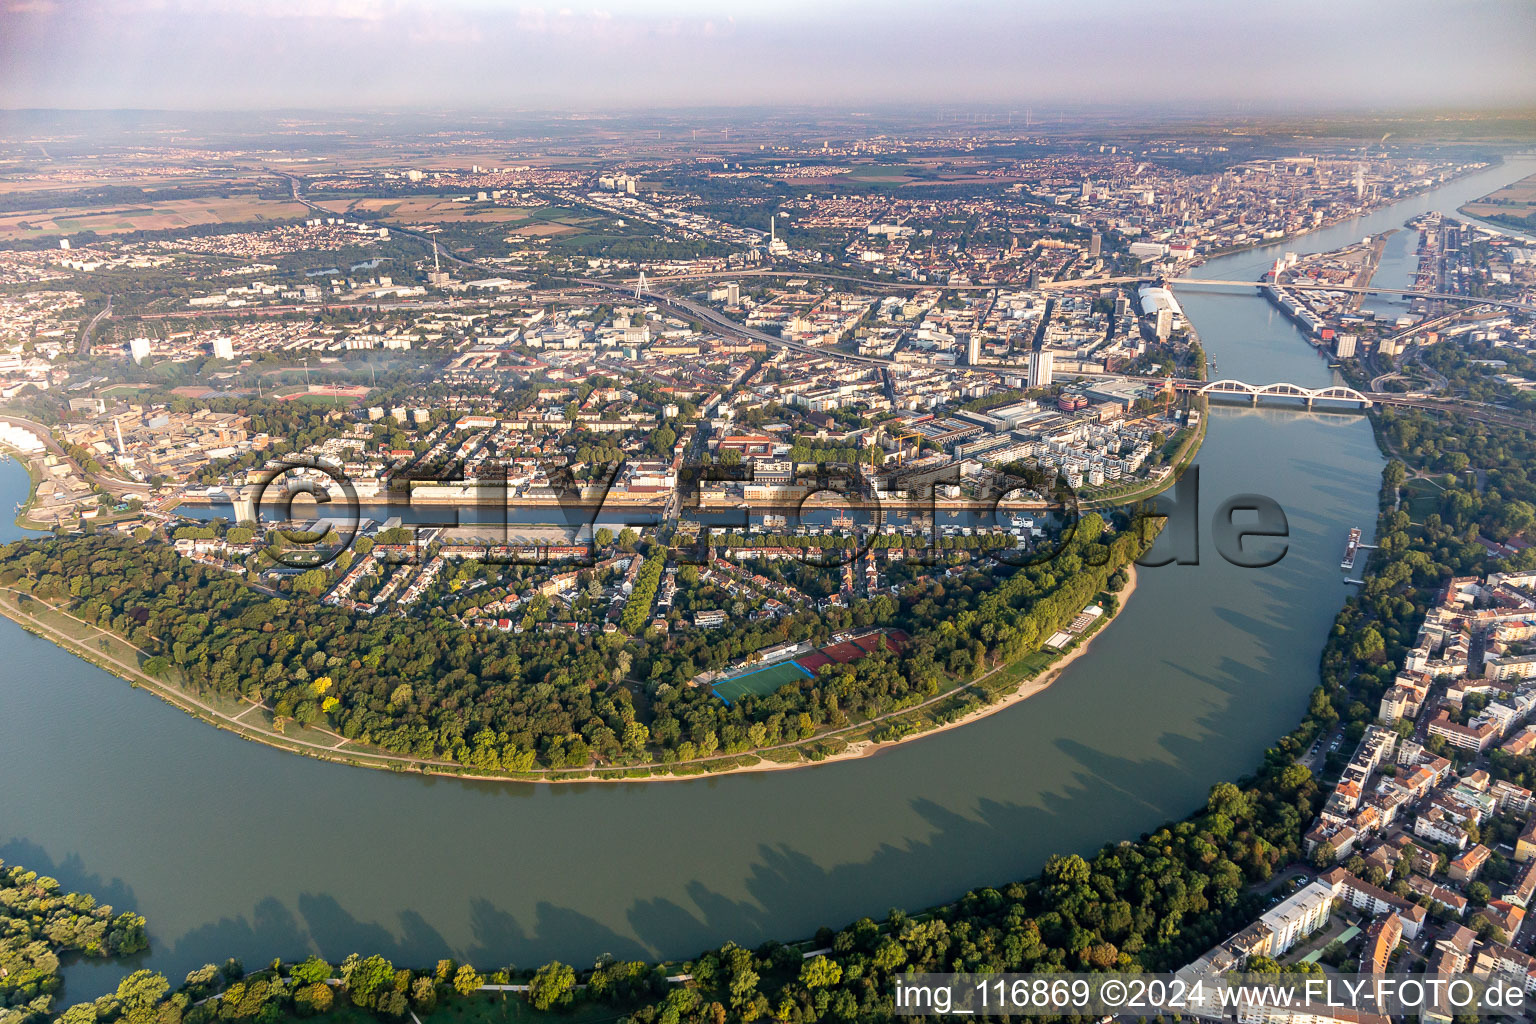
[[893, 432, 922, 467]]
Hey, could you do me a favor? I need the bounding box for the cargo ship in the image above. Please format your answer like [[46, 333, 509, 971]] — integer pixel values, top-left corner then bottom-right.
[[1341, 527, 1362, 570]]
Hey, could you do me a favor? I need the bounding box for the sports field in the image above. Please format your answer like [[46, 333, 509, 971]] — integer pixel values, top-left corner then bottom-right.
[[712, 659, 812, 705]]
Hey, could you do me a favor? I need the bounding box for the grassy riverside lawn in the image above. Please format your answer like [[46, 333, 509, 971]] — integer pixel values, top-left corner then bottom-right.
[[0, 557, 1140, 784], [317, 989, 637, 1024], [0, 585, 470, 773]]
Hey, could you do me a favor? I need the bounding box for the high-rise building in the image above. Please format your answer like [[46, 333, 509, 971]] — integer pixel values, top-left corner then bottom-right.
[[128, 337, 151, 363], [1335, 334, 1358, 359], [1028, 349, 1054, 389], [212, 336, 234, 360], [1155, 308, 1174, 341], [963, 332, 981, 366], [1088, 231, 1101, 257]]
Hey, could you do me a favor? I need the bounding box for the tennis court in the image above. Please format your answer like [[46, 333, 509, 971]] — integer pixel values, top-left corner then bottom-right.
[[822, 641, 867, 664], [713, 660, 814, 704], [797, 651, 833, 674]]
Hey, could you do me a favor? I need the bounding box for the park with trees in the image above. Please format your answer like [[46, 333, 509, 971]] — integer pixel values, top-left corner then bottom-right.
[[0, 502, 1146, 778]]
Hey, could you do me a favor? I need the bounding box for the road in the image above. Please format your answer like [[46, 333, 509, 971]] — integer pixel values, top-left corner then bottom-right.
[[611, 267, 1536, 313], [605, 280, 1536, 428], [1178, 276, 1536, 313], [0, 412, 152, 498], [77, 295, 111, 355], [272, 170, 487, 274], [578, 276, 902, 369], [267, 170, 1536, 324], [256, 176, 1536, 432], [1373, 394, 1536, 429]]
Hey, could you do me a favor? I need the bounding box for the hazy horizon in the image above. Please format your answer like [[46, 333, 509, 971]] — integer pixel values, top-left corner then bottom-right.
[[3, 0, 1534, 113]]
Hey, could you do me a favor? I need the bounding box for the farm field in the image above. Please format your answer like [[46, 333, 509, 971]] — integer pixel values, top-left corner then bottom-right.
[[311, 197, 595, 233], [809, 160, 1041, 188], [1461, 171, 1536, 221], [0, 196, 311, 238], [0, 168, 257, 196]]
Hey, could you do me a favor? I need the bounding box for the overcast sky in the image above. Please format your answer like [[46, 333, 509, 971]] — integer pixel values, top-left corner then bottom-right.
[[3, 0, 1534, 111]]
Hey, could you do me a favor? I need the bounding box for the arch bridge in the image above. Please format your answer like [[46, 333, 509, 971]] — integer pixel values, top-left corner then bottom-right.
[[1184, 378, 1373, 409]]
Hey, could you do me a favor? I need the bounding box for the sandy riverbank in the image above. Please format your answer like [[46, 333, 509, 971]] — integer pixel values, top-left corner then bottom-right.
[[771, 563, 1142, 773]]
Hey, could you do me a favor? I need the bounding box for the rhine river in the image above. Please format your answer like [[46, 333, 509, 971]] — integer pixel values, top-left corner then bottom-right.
[[3, 156, 1533, 999]]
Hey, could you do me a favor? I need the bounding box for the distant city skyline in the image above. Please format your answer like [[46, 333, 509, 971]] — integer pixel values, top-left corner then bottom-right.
[[1, 0, 1534, 112]]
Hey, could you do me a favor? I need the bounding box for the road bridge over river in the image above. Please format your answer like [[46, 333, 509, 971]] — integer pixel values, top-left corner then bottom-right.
[[1176, 379, 1374, 409]]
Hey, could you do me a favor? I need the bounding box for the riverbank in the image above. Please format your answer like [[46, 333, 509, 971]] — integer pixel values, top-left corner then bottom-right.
[[817, 563, 1140, 765], [599, 564, 1140, 783], [0, 585, 471, 774], [13, 152, 1525, 995], [1081, 413, 1206, 509], [1458, 166, 1536, 233], [0, 557, 1140, 785], [0, 442, 50, 533], [1180, 161, 1497, 271], [186, 495, 1069, 513]]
